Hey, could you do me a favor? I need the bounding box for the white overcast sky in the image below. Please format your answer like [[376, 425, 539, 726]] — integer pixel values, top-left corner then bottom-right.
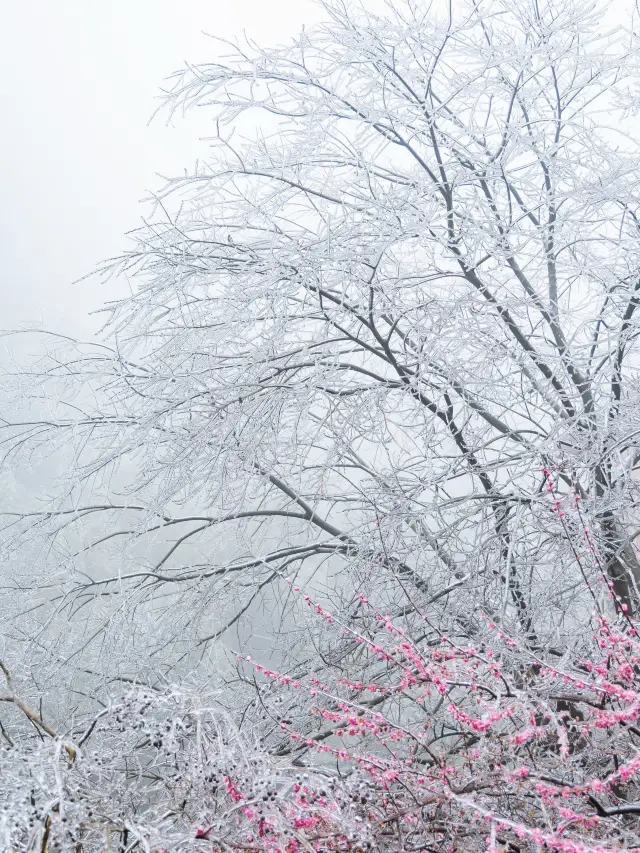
[[0, 0, 318, 341]]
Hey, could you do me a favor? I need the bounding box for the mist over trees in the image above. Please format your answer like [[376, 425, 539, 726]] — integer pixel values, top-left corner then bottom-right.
[[3, 0, 640, 849]]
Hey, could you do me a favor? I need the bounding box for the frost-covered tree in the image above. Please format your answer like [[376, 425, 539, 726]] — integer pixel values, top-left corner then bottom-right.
[[2, 0, 640, 720]]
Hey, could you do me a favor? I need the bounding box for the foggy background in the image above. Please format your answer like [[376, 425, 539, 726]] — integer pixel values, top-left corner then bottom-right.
[[0, 0, 318, 343], [0, 0, 325, 669]]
